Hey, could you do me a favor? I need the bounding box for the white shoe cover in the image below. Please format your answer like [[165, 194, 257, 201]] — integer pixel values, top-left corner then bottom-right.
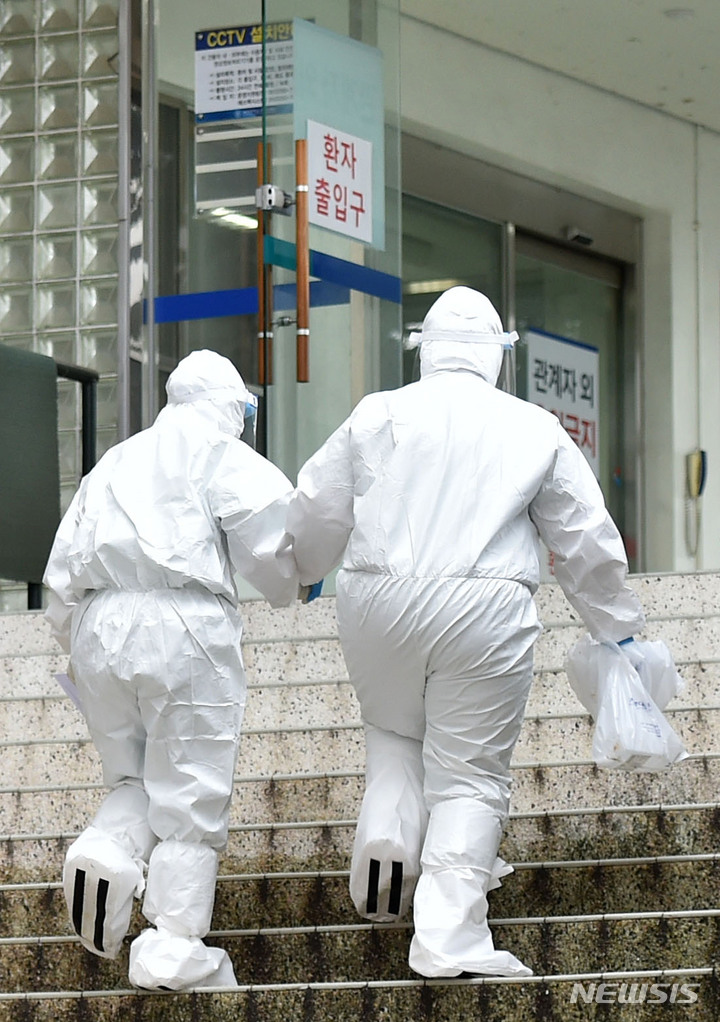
[[350, 727, 428, 921], [408, 860, 532, 978], [63, 826, 145, 959], [351, 837, 421, 922], [129, 927, 238, 990], [408, 798, 532, 978], [91, 784, 156, 865], [142, 840, 218, 937]]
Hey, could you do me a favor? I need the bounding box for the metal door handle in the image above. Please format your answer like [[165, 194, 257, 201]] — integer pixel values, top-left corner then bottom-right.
[[256, 141, 273, 385], [295, 138, 309, 382]]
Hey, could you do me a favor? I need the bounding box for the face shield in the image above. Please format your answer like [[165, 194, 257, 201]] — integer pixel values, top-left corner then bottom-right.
[[241, 391, 259, 448], [495, 334, 520, 395]]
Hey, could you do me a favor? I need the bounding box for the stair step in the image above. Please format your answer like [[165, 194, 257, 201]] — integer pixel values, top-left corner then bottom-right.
[[3, 596, 720, 681], [2, 575, 719, 1017], [3, 853, 718, 940], [0, 727, 369, 786], [2, 702, 717, 789], [0, 773, 365, 837], [2, 571, 720, 652], [4, 652, 719, 718], [0, 819, 359, 885], [2, 801, 718, 886], [1, 912, 718, 992], [0, 681, 363, 742], [0, 970, 714, 1022], [2, 750, 719, 839]]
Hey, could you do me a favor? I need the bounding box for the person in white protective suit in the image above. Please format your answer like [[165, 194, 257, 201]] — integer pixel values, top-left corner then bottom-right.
[[43, 350, 298, 990], [284, 286, 649, 978]]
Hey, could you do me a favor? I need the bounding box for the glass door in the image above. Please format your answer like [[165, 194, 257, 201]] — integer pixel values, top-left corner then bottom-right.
[[401, 193, 504, 383], [258, 1, 402, 478], [154, 0, 272, 448], [398, 194, 638, 572], [149, 0, 401, 482], [514, 234, 638, 570]]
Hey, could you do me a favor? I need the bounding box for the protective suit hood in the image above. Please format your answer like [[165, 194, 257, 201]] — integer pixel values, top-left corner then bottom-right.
[[410, 287, 517, 385], [165, 350, 252, 438]]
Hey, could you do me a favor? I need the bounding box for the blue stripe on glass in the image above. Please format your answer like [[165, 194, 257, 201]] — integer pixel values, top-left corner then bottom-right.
[[150, 236, 401, 323], [152, 280, 350, 324], [265, 236, 402, 304], [154, 287, 256, 323]]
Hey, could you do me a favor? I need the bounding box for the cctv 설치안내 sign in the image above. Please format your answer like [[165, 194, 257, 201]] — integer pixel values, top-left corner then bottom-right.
[[194, 21, 293, 122]]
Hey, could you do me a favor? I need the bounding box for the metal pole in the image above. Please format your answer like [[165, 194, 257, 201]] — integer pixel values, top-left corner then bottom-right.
[[501, 221, 517, 395], [116, 0, 131, 440], [142, 0, 158, 426]]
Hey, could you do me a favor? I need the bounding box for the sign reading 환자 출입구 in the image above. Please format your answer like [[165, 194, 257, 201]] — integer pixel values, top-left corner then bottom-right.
[[194, 21, 293, 122], [525, 329, 600, 478], [307, 120, 373, 244]]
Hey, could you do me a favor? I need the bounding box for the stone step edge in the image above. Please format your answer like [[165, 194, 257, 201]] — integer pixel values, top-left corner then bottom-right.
[[3, 699, 718, 721], [4, 621, 720, 657], [1, 707, 714, 756], [229, 615, 720, 638], [4, 650, 720, 669], [1, 657, 717, 684], [4, 850, 720, 896], [3, 798, 717, 845], [4, 621, 720, 663], [0, 965, 713, 1001], [1, 659, 715, 701], [2, 908, 720, 951], [0, 751, 714, 796]]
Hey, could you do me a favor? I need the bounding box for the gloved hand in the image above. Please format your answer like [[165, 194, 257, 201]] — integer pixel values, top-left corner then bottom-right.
[[298, 580, 324, 604], [617, 638, 684, 710]]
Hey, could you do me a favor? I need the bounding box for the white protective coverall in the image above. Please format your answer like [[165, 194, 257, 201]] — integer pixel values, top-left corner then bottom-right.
[[285, 287, 646, 978], [43, 350, 298, 990]]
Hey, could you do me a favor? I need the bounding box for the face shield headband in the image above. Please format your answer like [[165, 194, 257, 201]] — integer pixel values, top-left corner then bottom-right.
[[404, 329, 519, 351]]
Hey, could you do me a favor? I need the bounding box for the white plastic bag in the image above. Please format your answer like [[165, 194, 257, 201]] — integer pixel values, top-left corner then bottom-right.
[[566, 635, 688, 772], [619, 638, 685, 709]]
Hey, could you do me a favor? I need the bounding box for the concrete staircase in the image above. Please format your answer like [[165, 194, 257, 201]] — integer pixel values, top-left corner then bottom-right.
[[1, 572, 719, 1020]]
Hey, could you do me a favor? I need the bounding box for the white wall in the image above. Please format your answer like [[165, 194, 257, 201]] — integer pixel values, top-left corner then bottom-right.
[[400, 16, 720, 572]]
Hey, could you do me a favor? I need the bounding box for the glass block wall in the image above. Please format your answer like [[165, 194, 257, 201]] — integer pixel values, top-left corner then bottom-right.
[[0, 0, 121, 610]]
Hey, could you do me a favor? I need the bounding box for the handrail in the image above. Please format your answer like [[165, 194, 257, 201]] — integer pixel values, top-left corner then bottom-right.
[[54, 362, 99, 477], [27, 361, 99, 611]]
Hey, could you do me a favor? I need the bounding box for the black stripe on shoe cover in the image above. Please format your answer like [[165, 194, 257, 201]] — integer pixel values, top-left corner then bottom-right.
[[71, 869, 86, 936], [367, 858, 380, 914], [93, 877, 110, 952], [388, 861, 403, 915]]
